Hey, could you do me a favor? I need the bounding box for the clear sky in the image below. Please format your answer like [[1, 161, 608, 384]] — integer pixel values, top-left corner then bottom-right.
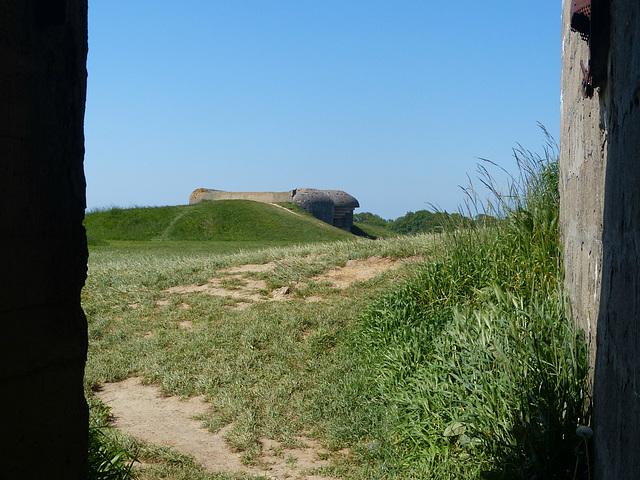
[[85, 1, 561, 220]]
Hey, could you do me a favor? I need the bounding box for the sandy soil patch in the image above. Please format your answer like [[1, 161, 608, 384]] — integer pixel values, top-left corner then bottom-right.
[[313, 256, 409, 289], [164, 277, 269, 303], [305, 296, 325, 303], [178, 320, 193, 330], [97, 378, 338, 479], [161, 256, 415, 309]]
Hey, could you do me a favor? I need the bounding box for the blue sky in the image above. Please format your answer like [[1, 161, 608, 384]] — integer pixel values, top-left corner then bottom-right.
[[85, 1, 561, 220]]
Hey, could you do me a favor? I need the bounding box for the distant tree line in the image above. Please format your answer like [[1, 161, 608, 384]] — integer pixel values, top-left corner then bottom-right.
[[354, 210, 495, 235]]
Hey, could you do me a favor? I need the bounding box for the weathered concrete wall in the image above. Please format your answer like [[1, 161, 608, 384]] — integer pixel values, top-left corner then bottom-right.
[[561, 0, 640, 476], [322, 190, 359, 231], [0, 1, 89, 478], [291, 188, 335, 225], [560, 0, 607, 382], [189, 188, 294, 205]]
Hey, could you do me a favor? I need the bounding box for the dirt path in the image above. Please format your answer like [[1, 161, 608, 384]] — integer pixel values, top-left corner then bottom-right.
[[98, 379, 340, 479], [267, 203, 304, 217]]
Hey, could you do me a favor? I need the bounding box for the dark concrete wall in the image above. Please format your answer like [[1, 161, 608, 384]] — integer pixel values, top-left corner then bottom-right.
[[0, 1, 89, 478], [561, 0, 640, 477], [291, 188, 335, 226], [592, 1, 640, 475]]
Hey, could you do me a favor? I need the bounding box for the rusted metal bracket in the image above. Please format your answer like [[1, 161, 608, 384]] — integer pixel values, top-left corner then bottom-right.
[[570, 0, 610, 98], [580, 60, 594, 98]]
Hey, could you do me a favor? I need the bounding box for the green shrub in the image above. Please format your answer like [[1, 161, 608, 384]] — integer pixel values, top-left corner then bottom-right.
[[354, 212, 391, 227]]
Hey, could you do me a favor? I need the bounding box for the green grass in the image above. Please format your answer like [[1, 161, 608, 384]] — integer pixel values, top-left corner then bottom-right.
[[83, 234, 438, 479], [85, 200, 352, 245], [85, 134, 588, 480]]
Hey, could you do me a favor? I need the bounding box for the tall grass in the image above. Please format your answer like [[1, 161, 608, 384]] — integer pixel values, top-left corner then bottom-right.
[[341, 136, 591, 478], [88, 398, 138, 480]]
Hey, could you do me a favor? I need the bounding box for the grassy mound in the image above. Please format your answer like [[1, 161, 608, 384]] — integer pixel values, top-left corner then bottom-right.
[[84, 200, 352, 245]]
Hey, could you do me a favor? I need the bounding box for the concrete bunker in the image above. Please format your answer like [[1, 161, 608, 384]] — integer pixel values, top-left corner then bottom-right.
[[189, 187, 360, 232]]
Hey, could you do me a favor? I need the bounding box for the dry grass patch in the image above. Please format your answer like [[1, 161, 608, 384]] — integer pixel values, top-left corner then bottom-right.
[[161, 256, 416, 310], [220, 262, 277, 274]]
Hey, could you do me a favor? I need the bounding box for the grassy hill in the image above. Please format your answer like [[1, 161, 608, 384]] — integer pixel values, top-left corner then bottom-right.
[[84, 200, 353, 246], [351, 222, 400, 239]]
